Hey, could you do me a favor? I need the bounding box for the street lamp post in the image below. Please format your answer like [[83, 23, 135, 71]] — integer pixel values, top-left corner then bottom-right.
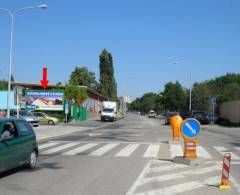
[[174, 61, 192, 111], [0, 4, 47, 118]]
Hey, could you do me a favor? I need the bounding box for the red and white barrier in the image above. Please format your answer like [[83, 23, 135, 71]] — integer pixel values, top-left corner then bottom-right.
[[219, 153, 231, 189]]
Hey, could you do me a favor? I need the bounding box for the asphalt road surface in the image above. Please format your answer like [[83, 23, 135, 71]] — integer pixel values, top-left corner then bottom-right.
[[1, 114, 240, 195]]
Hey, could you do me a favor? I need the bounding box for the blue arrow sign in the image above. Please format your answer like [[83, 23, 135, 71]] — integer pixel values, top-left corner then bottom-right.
[[181, 118, 201, 138]]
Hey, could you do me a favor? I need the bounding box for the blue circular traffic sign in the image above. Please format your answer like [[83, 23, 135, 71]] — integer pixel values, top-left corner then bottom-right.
[[181, 118, 201, 138]]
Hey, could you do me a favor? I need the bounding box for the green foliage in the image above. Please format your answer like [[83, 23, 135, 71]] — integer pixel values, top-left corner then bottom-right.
[[192, 83, 211, 111], [64, 85, 87, 106], [99, 49, 117, 100], [130, 73, 240, 114], [0, 80, 7, 90], [161, 81, 187, 111], [191, 73, 240, 111], [69, 66, 98, 90], [129, 93, 159, 113]]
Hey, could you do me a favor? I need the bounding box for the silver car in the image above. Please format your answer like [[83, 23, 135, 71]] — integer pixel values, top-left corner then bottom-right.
[[19, 110, 40, 127]]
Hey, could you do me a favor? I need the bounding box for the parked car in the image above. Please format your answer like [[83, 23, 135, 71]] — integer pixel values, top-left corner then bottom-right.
[[19, 110, 39, 127], [180, 111, 210, 124], [32, 112, 59, 125], [206, 113, 219, 122], [148, 110, 156, 118], [0, 118, 38, 173], [164, 112, 179, 125], [194, 113, 210, 124]]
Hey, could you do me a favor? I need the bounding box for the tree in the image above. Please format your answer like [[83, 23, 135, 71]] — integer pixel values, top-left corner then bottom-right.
[[140, 93, 158, 113], [64, 85, 88, 106], [161, 81, 187, 111], [221, 83, 240, 102], [99, 49, 117, 100], [11, 74, 15, 82], [192, 82, 211, 111], [69, 66, 98, 90], [0, 80, 7, 90]]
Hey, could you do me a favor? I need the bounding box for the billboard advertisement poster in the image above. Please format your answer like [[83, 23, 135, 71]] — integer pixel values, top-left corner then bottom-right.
[[25, 90, 64, 111]]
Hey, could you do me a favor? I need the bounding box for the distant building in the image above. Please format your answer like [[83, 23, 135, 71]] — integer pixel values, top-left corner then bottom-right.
[[118, 96, 129, 113], [121, 96, 131, 104]]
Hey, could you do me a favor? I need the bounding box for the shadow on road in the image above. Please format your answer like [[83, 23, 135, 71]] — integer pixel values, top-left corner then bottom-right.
[[0, 163, 63, 179]]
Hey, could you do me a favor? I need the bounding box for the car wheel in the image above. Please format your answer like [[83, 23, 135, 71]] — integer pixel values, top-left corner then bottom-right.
[[28, 150, 37, 169], [48, 120, 54, 125]]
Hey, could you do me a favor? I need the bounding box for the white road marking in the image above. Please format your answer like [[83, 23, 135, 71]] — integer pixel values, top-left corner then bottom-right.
[[170, 144, 183, 158], [138, 165, 221, 185], [126, 161, 152, 195], [214, 146, 240, 160], [197, 146, 212, 159], [232, 162, 240, 165], [89, 143, 119, 156], [133, 176, 220, 195], [41, 143, 79, 155], [230, 174, 240, 193], [38, 142, 59, 150], [63, 143, 98, 155], [143, 145, 160, 158], [145, 164, 188, 174], [115, 144, 139, 157]]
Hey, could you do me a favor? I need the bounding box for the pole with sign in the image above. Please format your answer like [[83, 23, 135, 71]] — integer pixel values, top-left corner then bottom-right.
[[65, 101, 69, 123], [181, 118, 201, 158], [211, 96, 216, 123]]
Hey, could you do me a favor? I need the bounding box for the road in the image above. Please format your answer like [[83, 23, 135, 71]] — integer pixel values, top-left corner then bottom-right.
[[0, 114, 240, 195]]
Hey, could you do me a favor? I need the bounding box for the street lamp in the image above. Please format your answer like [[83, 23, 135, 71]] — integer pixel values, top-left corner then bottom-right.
[[174, 61, 192, 111], [0, 4, 47, 118]]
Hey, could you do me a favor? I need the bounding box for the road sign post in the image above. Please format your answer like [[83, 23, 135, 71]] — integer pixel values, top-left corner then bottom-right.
[[211, 96, 217, 123], [181, 118, 201, 158], [65, 101, 69, 123]]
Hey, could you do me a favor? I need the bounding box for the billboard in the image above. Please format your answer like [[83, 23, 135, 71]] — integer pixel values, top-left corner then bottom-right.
[[25, 90, 64, 111]]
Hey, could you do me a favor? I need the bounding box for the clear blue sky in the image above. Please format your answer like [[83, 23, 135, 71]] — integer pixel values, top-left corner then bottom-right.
[[0, 0, 240, 100]]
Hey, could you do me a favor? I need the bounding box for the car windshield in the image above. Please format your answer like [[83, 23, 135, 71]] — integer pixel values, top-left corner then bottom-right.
[[19, 111, 34, 116], [103, 109, 114, 113]]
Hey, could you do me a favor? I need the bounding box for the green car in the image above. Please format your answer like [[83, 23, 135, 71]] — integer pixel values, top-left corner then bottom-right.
[[32, 112, 59, 125], [0, 118, 38, 173]]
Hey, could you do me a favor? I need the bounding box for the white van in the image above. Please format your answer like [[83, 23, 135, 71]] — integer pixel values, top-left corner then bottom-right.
[[148, 110, 156, 118]]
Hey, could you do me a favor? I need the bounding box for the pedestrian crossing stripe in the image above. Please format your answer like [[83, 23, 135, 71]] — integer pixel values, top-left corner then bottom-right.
[[126, 160, 240, 195], [38, 142, 59, 150], [115, 144, 140, 157], [38, 141, 240, 160], [63, 143, 98, 155], [170, 144, 183, 158], [89, 143, 119, 156], [41, 143, 79, 155], [214, 146, 240, 160], [133, 177, 220, 195], [143, 145, 160, 158]]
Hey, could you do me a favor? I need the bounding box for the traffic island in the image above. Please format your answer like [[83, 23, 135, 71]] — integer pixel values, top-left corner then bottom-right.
[[172, 156, 205, 166]]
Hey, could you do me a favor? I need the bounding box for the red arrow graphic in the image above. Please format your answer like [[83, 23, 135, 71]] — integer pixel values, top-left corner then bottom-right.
[[41, 67, 48, 90]]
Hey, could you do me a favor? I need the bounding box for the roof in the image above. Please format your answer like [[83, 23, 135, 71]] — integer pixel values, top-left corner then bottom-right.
[[12, 82, 107, 100]]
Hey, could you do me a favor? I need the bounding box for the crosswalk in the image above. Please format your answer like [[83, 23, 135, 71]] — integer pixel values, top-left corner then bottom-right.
[[38, 141, 240, 161], [126, 160, 240, 195]]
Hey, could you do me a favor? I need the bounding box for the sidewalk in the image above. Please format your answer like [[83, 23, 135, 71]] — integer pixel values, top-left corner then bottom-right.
[[33, 125, 93, 142]]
